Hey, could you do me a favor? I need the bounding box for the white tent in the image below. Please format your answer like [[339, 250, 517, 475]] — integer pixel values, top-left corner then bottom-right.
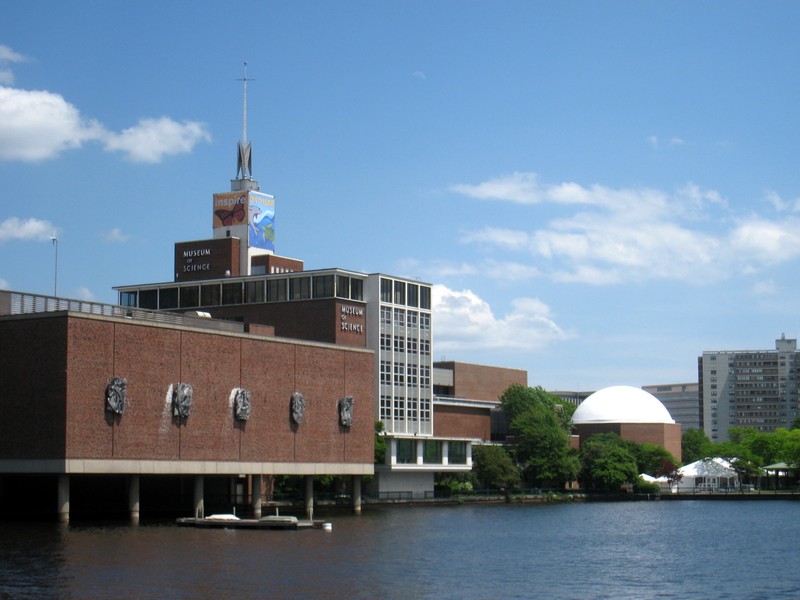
[[675, 458, 739, 492]]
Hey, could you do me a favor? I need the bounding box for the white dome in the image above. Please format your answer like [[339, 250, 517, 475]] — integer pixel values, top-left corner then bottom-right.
[[573, 385, 675, 424]]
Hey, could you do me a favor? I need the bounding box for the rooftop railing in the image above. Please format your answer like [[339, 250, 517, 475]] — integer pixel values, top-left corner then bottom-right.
[[0, 290, 244, 333]]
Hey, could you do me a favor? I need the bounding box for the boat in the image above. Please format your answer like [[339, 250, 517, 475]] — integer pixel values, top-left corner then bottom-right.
[[176, 513, 331, 531]]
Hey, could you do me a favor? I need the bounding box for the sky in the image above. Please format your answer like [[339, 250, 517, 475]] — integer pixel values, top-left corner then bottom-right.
[[2, 2, 800, 392]]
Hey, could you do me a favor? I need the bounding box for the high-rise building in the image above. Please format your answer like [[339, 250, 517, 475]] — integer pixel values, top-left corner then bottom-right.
[[641, 383, 700, 434], [699, 335, 799, 442]]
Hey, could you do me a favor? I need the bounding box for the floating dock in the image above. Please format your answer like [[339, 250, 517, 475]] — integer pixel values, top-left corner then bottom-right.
[[176, 514, 332, 530]]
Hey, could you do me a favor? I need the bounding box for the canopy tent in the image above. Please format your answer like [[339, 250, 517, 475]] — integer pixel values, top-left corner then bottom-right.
[[676, 458, 739, 492]]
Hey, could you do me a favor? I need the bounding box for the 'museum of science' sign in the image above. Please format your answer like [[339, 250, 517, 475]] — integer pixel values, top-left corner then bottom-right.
[[181, 247, 212, 273], [340, 304, 365, 334]]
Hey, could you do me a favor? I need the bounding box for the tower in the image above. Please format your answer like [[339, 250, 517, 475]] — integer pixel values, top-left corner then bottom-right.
[[212, 62, 276, 276]]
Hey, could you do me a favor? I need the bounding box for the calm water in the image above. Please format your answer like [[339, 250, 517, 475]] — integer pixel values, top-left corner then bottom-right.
[[1, 500, 799, 599]]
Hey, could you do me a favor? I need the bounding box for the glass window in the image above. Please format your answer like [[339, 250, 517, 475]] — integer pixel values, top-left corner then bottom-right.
[[394, 308, 405, 329], [201, 284, 220, 306], [394, 362, 405, 385], [159, 287, 178, 309], [420, 286, 431, 309], [139, 289, 158, 309], [394, 337, 405, 353], [222, 282, 242, 305], [290, 277, 311, 300], [267, 278, 287, 302], [313, 275, 334, 298], [350, 278, 363, 301], [245, 280, 265, 303], [120, 291, 137, 307], [336, 275, 350, 299], [449, 442, 467, 465], [423, 440, 442, 464], [179, 286, 200, 308], [397, 439, 415, 464], [380, 334, 391, 351], [394, 281, 406, 305], [380, 306, 392, 326], [420, 313, 431, 331], [407, 284, 419, 307], [380, 278, 392, 303]]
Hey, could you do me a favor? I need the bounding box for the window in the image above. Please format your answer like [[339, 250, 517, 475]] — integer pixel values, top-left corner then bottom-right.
[[350, 278, 363, 301], [222, 282, 243, 305], [394, 281, 406, 305], [120, 291, 137, 307], [407, 284, 419, 307], [394, 308, 405, 329], [245, 280, 265, 303], [289, 277, 311, 300], [397, 439, 415, 464], [407, 337, 418, 355], [337, 275, 350, 299], [139, 289, 158, 309], [380, 334, 391, 351], [420, 365, 431, 388], [313, 275, 334, 298], [159, 287, 178, 309], [423, 440, 442, 464], [420, 313, 431, 331], [380, 278, 392, 303], [380, 394, 392, 421], [407, 311, 418, 328], [420, 339, 431, 356], [449, 442, 467, 465], [179, 286, 199, 308], [267, 278, 287, 302], [201, 284, 220, 306], [394, 337, 405, 353], [407, 364, 418, 386], [394, 362, 405, 385], [380, 306, 392, 326], [380, 360, 392, 385], [420, 286, 431, 309]]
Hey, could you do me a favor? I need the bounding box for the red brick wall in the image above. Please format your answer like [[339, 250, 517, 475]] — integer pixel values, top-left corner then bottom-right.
[[574, 422, 682, 460], [437, 362, 528, 402], [433, 405, 490, 440], [1, 314, 373, 468]]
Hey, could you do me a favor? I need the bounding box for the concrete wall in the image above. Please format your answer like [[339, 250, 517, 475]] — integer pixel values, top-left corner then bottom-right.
[[0, 312, 374, 474]]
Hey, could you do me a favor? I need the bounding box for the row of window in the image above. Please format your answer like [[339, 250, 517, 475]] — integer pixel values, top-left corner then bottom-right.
[[119, 274, 365, 310], [380, 334, 431, 356], [379, 307, 431, 331], [379, 278, 432, 310], [379, 361, 432, 387], [379, 394, 432, 424], [394, 439, 467, 465]]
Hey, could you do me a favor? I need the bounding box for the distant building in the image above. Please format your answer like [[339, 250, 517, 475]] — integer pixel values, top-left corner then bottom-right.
[[699, 335, 799, 442], [641, 383, 700, 433]]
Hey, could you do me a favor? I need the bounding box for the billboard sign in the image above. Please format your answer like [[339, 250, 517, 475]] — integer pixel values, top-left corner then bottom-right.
[[247, 191, 275, 251], [213, 192, 248, 228]]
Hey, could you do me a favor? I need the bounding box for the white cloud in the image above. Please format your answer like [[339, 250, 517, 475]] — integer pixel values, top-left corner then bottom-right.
[[0, 45, 28, 86], [75, 286, 95, 301], [0, 83, 210, 163], [104, 227, 131, 243], [753, 279, 777, 295], [432, 284, 570, 353], [729, 216, 800, 265], [0, 217, 56, 242], [0, 277, 9, 289], [103, 117, 211, 163], [412, 71, 427, 80], [0, 87, 105, 161]]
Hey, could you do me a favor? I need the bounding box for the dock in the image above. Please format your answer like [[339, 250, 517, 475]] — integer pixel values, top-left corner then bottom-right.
[[176, 514, 332, 530]]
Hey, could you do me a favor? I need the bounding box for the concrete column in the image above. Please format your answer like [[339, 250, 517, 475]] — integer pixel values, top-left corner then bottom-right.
[[466, 441, 473, 467], [416, 439, 424, 465], [57, 475, 70, 524], [129, 475, 140, 524], [442, 441, 449, 466], [251, 475, 262, 519], [352, 476, 362, 514], [193, 476, 204, 519], [304, 475, 314, 521]]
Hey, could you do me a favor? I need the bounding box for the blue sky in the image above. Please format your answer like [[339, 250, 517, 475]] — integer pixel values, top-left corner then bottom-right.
[[2, 2, 800, 392]]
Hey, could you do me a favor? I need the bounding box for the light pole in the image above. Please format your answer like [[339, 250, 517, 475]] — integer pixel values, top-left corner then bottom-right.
[[49, 234, 58, 297]]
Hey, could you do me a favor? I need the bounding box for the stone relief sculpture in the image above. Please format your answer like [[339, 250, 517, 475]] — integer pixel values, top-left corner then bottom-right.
[[105, 376, 127, 415], [173, 383, 193, 419], [233, 388, 252, 421], [290, 392, 305, 425], [338, 395, 354, 428]]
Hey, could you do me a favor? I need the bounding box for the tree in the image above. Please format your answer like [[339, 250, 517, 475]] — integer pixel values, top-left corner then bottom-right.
[[579, 433, 639, 492], [374, 421, 387, 464], [633, 442, 681, 477], [500, 384, 579, 486], [682, 428, 712, 464], [472, 445, 521, 490]]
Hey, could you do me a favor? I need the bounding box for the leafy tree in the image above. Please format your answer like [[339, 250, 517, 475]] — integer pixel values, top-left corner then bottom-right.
[[791, 415, 800, 430], [500, 384, 579, 486], [374, 421, 387, 464], [579, 433, 638, 492], [632, 442, 681, 477], [682, 428, 712, 463], [471, 445, 521, 490]]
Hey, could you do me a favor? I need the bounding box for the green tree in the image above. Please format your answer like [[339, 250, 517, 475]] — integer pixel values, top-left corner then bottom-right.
[[374, 421, 387, 464], [633, 442, 681, 477], [579, 433, 638, 492], [500, 384, 579, 486], [472, 445, 521, 490], [681, 428, 712, 463]]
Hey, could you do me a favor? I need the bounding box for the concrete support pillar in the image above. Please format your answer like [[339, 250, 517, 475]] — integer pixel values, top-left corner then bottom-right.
[[193, 476, 204, 519], [251, 475, 262, 519], [57, 475, 70, 524], [442, 441, 449, 466], [352, 476, 362, 514], [129, 475, 140, 525], [416, 440, 424, 465], [304, 475, 314, 521]]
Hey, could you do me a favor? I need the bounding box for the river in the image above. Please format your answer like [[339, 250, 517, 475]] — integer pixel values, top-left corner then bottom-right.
[[1, 500, 798, 599]]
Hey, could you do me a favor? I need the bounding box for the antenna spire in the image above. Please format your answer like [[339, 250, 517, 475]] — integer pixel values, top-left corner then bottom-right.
[[235, 61, 255, 181]]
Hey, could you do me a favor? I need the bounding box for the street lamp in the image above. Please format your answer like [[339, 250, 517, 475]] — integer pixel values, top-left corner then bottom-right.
[[49, 233, 58, 297]]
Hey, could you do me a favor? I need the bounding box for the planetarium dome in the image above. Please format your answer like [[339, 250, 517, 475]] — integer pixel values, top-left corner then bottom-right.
[[573, 385, 675, 424]]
